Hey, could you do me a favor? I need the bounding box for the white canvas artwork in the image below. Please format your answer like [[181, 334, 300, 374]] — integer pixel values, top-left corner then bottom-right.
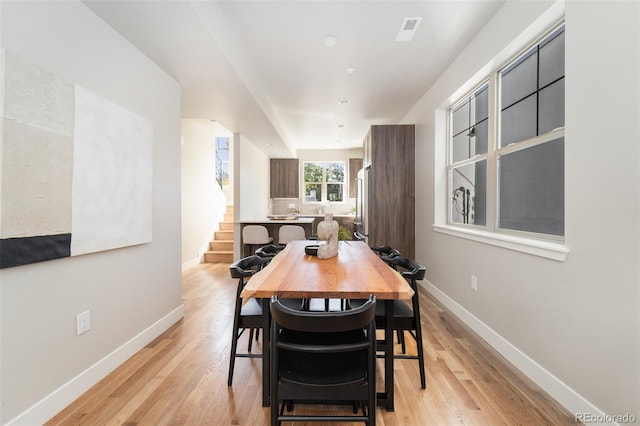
[[0, 49, 153, 268], [71, 85, 152, 256], [1, 50, 74, 240]]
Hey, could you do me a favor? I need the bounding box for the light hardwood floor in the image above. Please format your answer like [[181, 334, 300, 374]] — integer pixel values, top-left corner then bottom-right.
[[48, 262, 577, 425]]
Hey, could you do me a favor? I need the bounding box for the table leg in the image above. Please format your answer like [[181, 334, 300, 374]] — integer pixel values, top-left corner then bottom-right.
[[261, 297, 271, 407]]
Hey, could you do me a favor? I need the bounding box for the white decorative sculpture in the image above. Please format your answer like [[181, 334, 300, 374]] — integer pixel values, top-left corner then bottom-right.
[[317, 212, 339, 259]]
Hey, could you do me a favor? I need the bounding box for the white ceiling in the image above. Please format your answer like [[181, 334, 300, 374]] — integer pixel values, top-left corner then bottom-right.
[[84, 0, 505, 157]]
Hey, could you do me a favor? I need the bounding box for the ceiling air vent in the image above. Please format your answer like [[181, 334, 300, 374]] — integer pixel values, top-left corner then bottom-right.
[[395, 17, 422, 42]]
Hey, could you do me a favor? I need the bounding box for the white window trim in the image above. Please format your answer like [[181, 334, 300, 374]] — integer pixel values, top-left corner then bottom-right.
[[433, 224, 569, 261]]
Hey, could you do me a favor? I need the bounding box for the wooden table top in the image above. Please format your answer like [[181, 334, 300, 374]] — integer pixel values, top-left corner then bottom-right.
[[241, 240, 414, 300]]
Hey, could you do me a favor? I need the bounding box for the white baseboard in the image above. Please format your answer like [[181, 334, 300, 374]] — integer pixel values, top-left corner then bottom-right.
[[182, 257, 201, 270], [421, 279, 608, 424], [6, 305, 185, 426]]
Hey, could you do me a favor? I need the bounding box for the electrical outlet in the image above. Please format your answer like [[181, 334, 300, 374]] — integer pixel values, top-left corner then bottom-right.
[[77, 310, 91, 335], [471, 275, 478, 291]]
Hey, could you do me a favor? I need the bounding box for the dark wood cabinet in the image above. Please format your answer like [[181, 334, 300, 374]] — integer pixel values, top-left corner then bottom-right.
[[270, 158, 299, 199], [348, 158, 363, 198], [366, 125, 415, 259]]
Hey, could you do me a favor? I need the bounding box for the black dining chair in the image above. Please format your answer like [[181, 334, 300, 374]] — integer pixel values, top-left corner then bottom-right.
[[255, 244, 306, 311], [227, 255, 270, 386], [255, 244, 285, 267], [376, 255, 427, 389], [370, 245, 401, 269], [269, 295, 377, 426]]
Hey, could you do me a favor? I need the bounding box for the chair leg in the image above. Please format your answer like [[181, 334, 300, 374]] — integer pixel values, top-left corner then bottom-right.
[[398, 330, 406, 353], [412, 303, 427, 389], [228, 295, 243, 387], [227, 327, 239, 386], [248, 328, 254, 352], [415, 325, 426, 389]]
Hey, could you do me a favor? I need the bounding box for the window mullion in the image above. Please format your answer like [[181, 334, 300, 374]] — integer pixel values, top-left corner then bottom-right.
[[486, 73, 498, 233]]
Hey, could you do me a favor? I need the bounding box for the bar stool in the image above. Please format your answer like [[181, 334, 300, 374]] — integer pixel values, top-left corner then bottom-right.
[[278, 225, 306, 244], [242, 225, 273, 257]]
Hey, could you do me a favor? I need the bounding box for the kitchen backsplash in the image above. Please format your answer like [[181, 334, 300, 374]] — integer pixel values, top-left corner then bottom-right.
[[270, 198, 355, 216]]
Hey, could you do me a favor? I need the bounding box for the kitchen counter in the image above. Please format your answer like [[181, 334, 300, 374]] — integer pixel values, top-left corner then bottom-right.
[[238, 217, 315, 225], [298, 214, 355, 218]]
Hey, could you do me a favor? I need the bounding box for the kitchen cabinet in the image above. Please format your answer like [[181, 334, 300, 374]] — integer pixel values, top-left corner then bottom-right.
[[348, 158, 363, 198], [365, 124, 415, 258], [270, 158, 299, 199]]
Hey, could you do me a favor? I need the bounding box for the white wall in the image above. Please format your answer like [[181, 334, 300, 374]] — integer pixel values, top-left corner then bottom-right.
[[406, 0, 639, 421], [181, 119, 230, 266], [233, 133, 270, 259], [0, 1, 183, 423]]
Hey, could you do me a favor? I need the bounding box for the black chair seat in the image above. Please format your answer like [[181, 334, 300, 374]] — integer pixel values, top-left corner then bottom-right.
[[240, 298, 262, 317], [375, 300, 413, 321]]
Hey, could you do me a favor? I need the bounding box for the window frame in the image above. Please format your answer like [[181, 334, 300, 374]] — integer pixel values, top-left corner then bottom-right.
[[302, 160, 346, 204], [440, 21, 568, 261], [447, 81, 490, 229]]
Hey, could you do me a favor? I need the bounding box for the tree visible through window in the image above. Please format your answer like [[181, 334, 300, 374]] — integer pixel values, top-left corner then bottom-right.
[[303, 161, 344, 202]]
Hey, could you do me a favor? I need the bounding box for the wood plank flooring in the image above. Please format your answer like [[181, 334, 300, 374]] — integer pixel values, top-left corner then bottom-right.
[[47, 262, 577, 425]]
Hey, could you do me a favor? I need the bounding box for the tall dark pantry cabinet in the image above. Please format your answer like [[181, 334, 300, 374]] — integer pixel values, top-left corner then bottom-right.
[[364, 124, 415, 259]]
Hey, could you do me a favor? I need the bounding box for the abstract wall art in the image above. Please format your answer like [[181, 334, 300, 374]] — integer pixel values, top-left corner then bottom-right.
[[0, 49, 153, 269]]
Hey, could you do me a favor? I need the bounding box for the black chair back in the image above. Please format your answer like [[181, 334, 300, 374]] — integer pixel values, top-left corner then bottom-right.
[[255, 244, 285, 258], [385, 255, 426, 286], [230, 255, 269, 280]]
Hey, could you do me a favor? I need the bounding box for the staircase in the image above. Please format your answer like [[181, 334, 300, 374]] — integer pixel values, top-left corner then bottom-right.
[[204, 206, 234, 263]]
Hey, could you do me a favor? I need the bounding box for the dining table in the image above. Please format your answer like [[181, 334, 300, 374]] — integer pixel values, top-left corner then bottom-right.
[[240, 239, 414, 411]]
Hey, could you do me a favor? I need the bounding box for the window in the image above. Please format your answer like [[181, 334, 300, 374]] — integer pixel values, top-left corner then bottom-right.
[[215, 136, 230, 189], [303, 161, 345, 202], [447, 23, 564, 240], [450, 84, 488, 226]]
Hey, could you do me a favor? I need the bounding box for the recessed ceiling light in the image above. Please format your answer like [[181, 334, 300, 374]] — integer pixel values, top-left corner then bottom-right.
[[323, 35, 337, 47], [395, 17, 422, 42], [337, 98, 351, 105], [346, 66, 355, 75]]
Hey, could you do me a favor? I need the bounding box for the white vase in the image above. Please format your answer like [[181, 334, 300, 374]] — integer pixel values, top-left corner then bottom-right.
[[317, 213, 339, 259]]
